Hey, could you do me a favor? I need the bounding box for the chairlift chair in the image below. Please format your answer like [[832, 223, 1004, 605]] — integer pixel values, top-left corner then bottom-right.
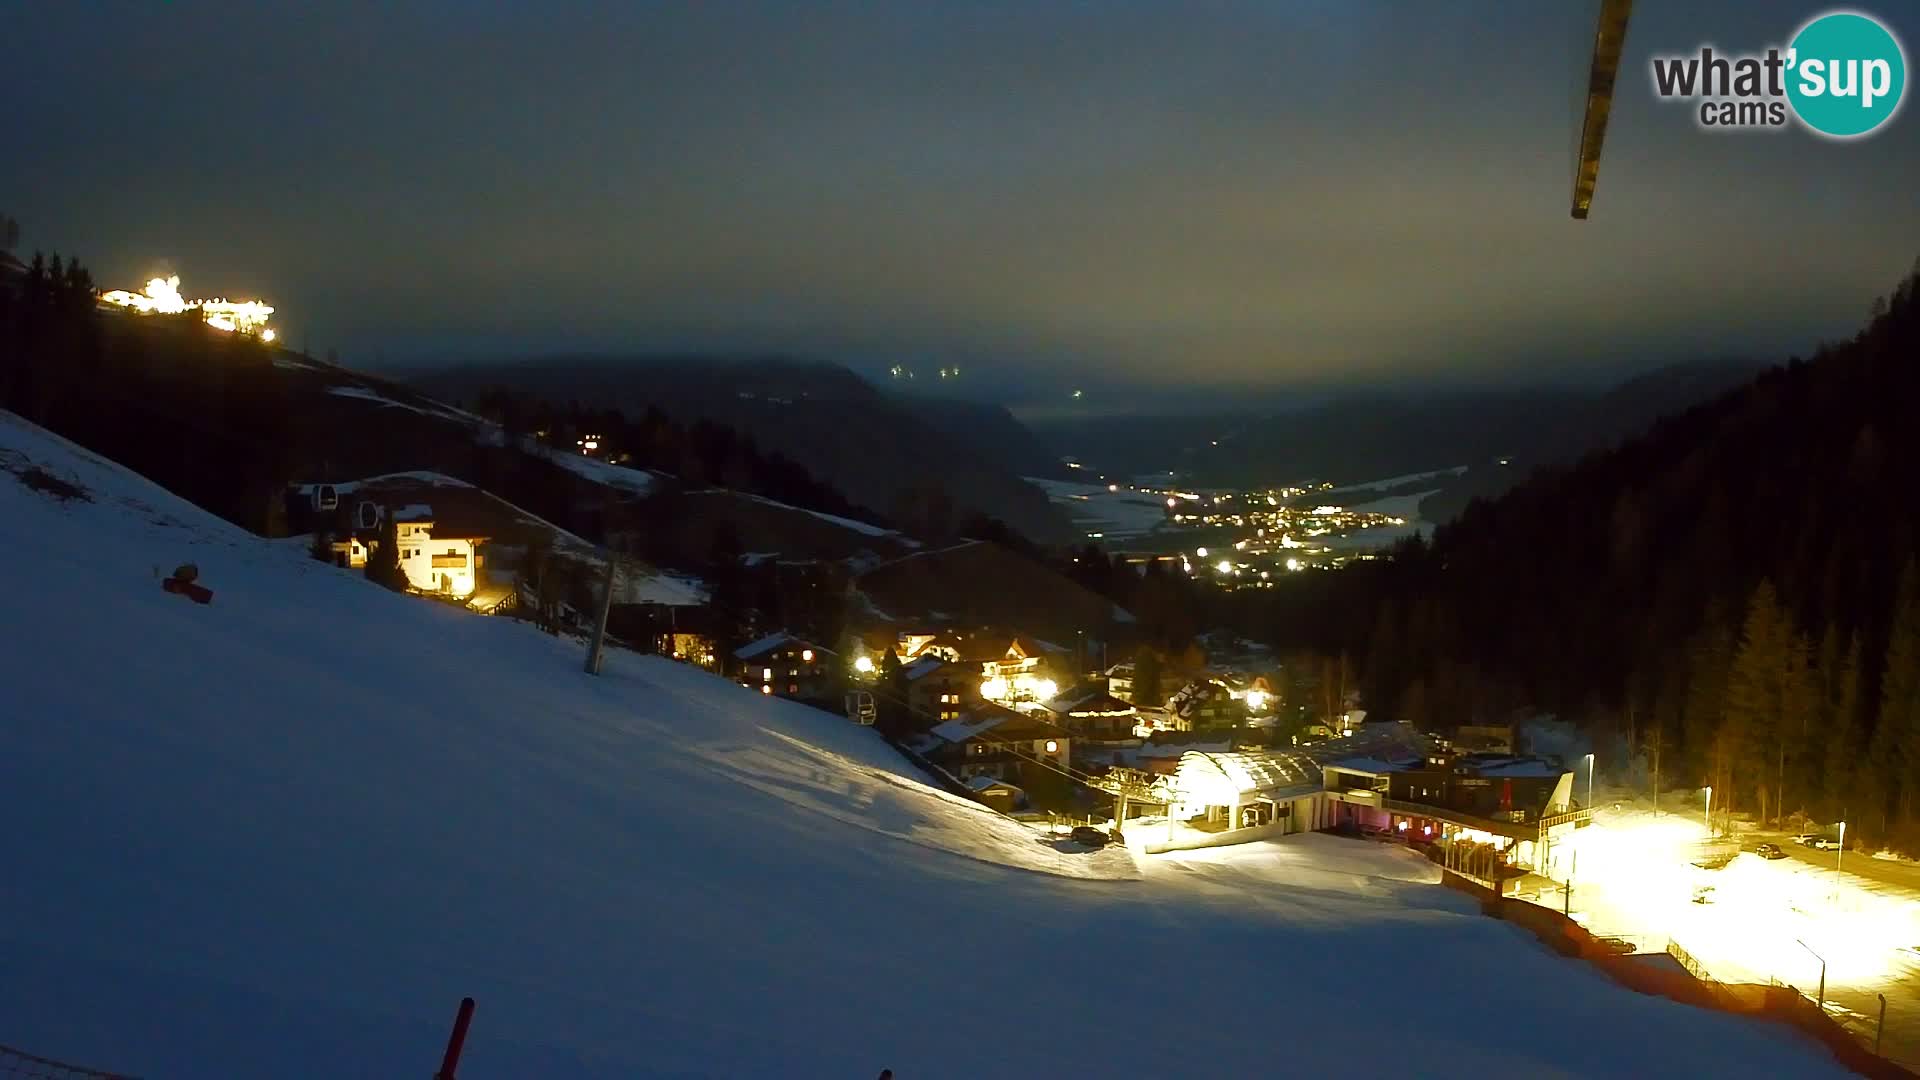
[[846, 690, 877, 725]]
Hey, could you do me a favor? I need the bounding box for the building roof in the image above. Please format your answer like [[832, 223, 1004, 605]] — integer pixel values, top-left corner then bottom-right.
[[965, 775, 1024, 795], [1324, 756, 1420, 777], [1166, 678, 1228, 718], [1172, 749, 1322, 807], [733, 632, 832, 662], [1044, 684, 1136, 717], [929, 705, 1067, 746], [903, 656, 950, 682], [1458, 754, 1569, 779], [393, 503, 434, 523]]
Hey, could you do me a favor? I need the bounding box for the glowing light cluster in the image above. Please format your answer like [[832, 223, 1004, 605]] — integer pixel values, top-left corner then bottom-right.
[[99, 275, 276, 338], [980, 673, 1057, 704]]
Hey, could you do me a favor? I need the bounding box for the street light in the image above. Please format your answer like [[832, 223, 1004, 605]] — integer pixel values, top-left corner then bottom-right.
[[1585, 753, 1596, 811], [1795, 938, 1827, 1011], [1704, 785, 1713, 837], [1838, 821, 1847, 874]]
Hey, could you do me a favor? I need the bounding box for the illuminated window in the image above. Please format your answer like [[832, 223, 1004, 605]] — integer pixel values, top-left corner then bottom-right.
[[763, 668, 773, 682]]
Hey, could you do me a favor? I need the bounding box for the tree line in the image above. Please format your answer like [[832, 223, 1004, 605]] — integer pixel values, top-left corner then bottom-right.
[[1263, 256, 1920, 849]]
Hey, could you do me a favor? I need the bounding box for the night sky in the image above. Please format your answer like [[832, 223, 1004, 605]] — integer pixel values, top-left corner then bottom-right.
[[7, 1, 1917, 405]]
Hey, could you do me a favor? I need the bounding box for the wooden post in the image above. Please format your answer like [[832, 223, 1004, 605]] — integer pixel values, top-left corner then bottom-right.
[[585, 552, 617, 675], [1878, 993, 1887, 1056]]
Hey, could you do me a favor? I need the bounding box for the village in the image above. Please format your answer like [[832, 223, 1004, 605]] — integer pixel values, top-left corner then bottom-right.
[[278, 460, 1590, 886]]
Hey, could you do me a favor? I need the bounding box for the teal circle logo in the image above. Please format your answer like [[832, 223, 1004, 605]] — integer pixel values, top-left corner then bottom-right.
[[1786, 11, 1907, 138]]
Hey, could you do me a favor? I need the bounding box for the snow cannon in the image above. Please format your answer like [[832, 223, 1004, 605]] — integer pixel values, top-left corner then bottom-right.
[[162, 564, 213, 604]]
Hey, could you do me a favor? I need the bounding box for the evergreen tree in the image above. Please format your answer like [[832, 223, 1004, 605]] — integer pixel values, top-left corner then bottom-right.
[[1723, 580, 1810, 823], [309, 529, 334, 563], [1132, 649, 1164, 708], [1683, 617, 1734, 794], [1823, 632, 1865, 822], [365, 515, 407, 592], [1884, 562, 1920, 824], [874, 649, 908, 739]]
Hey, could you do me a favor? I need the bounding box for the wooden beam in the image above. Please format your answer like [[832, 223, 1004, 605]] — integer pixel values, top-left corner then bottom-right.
[[1572, 0, 1636, 220]]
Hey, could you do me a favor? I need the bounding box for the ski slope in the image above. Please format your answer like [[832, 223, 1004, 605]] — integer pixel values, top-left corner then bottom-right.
[[0, 412, 1851, 1079]]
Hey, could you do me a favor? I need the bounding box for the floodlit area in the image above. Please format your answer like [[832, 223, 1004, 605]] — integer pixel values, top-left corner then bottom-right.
[[1549, 797, 1920, 1067], [0, 411, 1856, 1078], [98, 274, 275, 337]]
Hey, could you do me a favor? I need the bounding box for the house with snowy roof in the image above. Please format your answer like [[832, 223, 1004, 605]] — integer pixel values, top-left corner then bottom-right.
[[1039, 684, 1137, 741], [902, 655, 979, 729], [921, 704, 1071, 784], [732, 632, 837, 705]]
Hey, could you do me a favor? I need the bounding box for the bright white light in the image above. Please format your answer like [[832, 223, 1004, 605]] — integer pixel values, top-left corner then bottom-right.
[[260, 329, 276, 343], [1215, 560, 1233, 574], [981, 677, 1009, 700], [1044, 740, 1059, 754], [1195, 547, 1209, 558], [1166, 498, 1178, 508], [1285, 558, 1302, 572], [1031, 678, 1058, 701], [1108, 484, 1118, 492], [761, 684, 772, 695], [854, 655, 874, 674], [99, 274, 276, 337], [762, 668, 773, 682], [801, 648, 815, 663], [1245, 689, 1268, 711]]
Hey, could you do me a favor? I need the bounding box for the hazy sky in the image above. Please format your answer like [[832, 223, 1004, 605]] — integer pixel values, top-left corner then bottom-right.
[[7, 1, 1917, 405]]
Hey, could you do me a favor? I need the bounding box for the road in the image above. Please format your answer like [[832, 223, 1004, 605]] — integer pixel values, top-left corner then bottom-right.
[[1763, 833, 1920, 899]]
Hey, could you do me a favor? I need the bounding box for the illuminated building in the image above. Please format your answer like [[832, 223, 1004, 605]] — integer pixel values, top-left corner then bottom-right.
[[916, 703, 1072, 784], [732, 632, 836, 703], [98, 275, 276, 338]]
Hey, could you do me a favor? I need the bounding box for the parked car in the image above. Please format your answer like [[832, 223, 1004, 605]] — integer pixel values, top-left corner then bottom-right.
[[1792, 834, 1821, 847], [1069, 826, 1111, 848], [1809, 837, 1837, 850], [1755, 843, 1788, 860]]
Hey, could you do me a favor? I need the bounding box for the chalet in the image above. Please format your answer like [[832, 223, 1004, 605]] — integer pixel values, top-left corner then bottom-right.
[[1040, 684, 1138, 741], [978, 637, 1069, 707], [1104, 663, 1135, 702], [922, 704, 1072, 784], [903, 656, 979, 728], [734, 632, 837, 705], [310, 497, 487, 599], [965, 775, 1026, 813], [1165, 678, 1242, 730]]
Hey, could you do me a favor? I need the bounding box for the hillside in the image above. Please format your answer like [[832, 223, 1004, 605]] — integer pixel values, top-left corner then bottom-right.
[[411, 356, 1079, 545], [1271, 259, 1920, 844], [0, 408, 1851, 1079], [857, 540, 1136, 642]]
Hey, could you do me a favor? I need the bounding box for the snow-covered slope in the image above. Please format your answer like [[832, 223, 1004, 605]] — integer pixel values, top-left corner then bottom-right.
[[0, 412, 1849, 1078]]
